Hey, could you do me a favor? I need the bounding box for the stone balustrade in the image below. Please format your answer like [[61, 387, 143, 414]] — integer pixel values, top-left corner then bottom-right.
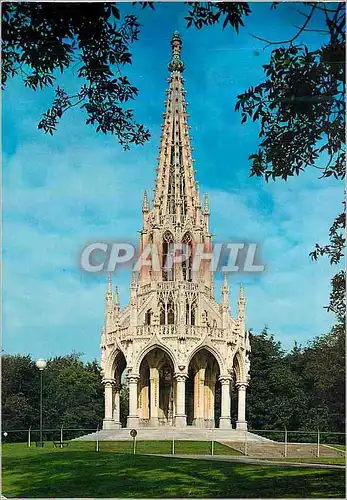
[[104, 325, 226, 345]]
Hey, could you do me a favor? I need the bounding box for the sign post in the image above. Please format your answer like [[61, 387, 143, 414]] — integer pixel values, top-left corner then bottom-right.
[[130, 429, 137, 455], [96, 424, 100, 452]]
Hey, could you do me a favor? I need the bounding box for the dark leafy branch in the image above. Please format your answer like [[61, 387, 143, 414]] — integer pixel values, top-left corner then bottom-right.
[[185, 2, 345, 322], [234, 3, 345, 321], [310, 209, 345, 321], [2, 2, 150, 148], [184, 1, 251, 31]]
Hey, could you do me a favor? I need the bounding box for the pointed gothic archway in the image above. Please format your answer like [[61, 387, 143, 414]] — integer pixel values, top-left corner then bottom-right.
[[186, 348, 221, 428], [103, 349, 127, 429], [138, 347, 175, 426]]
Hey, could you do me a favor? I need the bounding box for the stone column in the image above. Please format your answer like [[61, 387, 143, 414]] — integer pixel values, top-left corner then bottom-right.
[[205, 372, 215, 428], [141, 384, 149, 420], [112, 381, 121, 429], [236, 382, 248, 430], [149, 367, 159, 426], [174, 374, 187, 427], [102, 379, 115, 430], [127, 375, 139, 428], [219, 377, 231, 428], [194, 367, 205, 428]]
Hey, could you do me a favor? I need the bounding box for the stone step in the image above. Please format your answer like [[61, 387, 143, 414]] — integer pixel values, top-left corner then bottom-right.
[[74, 427, 271, 443]]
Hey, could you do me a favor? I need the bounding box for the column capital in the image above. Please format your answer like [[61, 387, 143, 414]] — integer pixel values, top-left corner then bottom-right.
[[219, 376, 231, 385], [174, 373, 188, 382], [102, 378, 115, 387], [236, 381, 248, 390], [127, 374, 140, 384]]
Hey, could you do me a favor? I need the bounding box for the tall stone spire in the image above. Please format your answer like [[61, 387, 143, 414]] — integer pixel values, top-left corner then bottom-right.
[[100, 31, 250, 433], [221, 272, 229, 307], [113, 285, 120, 315], [106, 272, 112, 301], [152, 31, 200, 223], [105, 272, 114, 333], [142, 191, 149, 212], [238, 283, 246, 335]]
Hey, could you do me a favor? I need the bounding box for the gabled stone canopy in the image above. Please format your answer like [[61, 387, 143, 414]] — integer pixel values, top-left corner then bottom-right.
[[100, 32, 251, 430]]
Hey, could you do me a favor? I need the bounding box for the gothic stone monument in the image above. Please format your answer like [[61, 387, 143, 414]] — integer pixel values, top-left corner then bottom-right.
[[100, 32, 251, 431]]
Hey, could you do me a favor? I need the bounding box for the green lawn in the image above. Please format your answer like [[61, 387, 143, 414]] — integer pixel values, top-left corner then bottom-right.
[[2, 440, 241, 456], [2, 442, 345, 498]]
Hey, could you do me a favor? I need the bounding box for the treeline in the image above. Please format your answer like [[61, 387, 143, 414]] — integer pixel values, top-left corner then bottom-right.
[[1, 353, 104, 441], [2, 325, 345, 441], [246, 324, 345, 433]]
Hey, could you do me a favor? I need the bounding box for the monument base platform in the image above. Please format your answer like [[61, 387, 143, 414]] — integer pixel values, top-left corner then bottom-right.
[[74, 426, 270, 443]]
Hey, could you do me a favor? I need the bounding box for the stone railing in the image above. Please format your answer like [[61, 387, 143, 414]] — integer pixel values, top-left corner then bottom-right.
[[136, 325, 177, 337], [138, 281, 210, 295], [135, 324, 224, 339], [105, 324, 226, 343], [157, 281, 199, 292], [138, 283, 153, 295]]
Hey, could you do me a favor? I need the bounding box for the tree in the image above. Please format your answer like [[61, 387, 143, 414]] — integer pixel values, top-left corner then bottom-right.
[[42, 354, 104, 438], [2, 1, 250, 146], [1, 353, 104, 441], [1, 355, 39, 440], [2, 2, 150, 148], [120, 385, 129, 428], [246, 325, 345, 437], [187, 1, 346, 323], [246, 328, 308, 431], [299, 323, 345, 433]]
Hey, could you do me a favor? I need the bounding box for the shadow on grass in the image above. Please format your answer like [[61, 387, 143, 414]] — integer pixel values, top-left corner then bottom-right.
[[3, 449, 345, 498]]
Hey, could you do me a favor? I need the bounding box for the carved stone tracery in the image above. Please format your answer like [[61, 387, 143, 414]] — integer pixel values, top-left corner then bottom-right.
[[100, 32, 250, 431]]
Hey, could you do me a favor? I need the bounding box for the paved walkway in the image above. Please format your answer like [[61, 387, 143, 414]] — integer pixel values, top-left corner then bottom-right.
[[221, 440, 345, 459], [146, 454, 345, 470]]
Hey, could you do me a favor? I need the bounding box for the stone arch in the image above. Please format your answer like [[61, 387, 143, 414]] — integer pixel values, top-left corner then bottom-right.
[[187, 343, 225, 375], [138, 346, 175, 425], [133, 342, 178, 374], [233, 350, 245, 382], [182, 231, 193, 245], [186, 347, 221, 428], [162, 231, 174, 281], [182, 232, 193, 281], [104, 347, 127, 379]]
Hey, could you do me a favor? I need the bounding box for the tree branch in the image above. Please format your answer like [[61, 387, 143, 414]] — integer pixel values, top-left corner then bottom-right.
[[250, 4, 316, 48]]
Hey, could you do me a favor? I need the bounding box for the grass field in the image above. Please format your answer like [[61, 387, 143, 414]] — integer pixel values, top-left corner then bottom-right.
[[2, 441, 345, 498]]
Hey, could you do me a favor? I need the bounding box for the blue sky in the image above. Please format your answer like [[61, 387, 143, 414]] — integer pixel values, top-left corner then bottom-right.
[[3, 2, 343, 361]]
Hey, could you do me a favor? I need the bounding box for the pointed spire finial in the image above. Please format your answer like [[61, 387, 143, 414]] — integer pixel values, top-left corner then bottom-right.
[[168, 31, 184, 73], [204, 193, 210, 215], [106, 272, 112, 300], [222, 271, 229, 293], [114, 285, 119, 305], [223, 271, 228, 286], [196, 182, 201, 207], [142, 190, 149, 212], [239, 283, 245, 302], [131, 271, 138, 287]]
